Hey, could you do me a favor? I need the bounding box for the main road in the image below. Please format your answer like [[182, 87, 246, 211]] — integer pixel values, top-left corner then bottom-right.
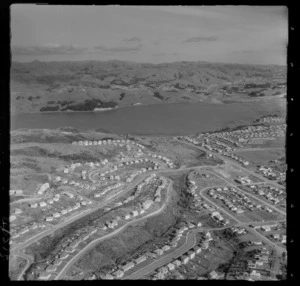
[[124, 229, 198, 280], [203, 169, 286, 216], [11, 141, 285, 280], [54, 181, 173, 280], [11, 171, 166, 280], [11, 172, 154, 253], [175, 138, 285, 190]]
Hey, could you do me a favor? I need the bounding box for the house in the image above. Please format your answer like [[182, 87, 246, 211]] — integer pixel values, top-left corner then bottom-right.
[[154, 271, 165, 280], [14, 208, 22, 215], [249, 270, 261, 279], [132, 210, 139, 217], [37, 183, 50, 195], [171, 241, 178, 248], [59, 253, 69, 260], [90, 229, 97, 235], [45, 217, 53, 222], [30, 203, 38, 208], [112, 270, 124, 278], [20, 228, 29, 234], [188, 223, 196, 229], [209, 270, 218, 279], [53, 259, 62, 266], [145, 252, 157, 259], [162, 245, 170, 252], [261, 225, 271, 232], [142, 200, 153, 210], [38, 273, 51, 280], [10, 215, 17, 222], [253, 241, 262, 245], [103, 274, 114, 280], [69, 240, 80, 248], [195, 246, 202, 254], [159, 266, 169, 275], [261, 248, 269, 255], [188, 250, 195, 259], [14, 190, 23, 195], [39, 201, 47, 207], [122, 262, 135, 272], [124, 214, 131, 220], [167, 263, 175, 271], [180, 255, 189, 264], [135, 255, 147, 264], [53, 212, 61, 218], [45, 265, 57, 273], [202, 241, 209, 250], [154, 249, 164, 256], [65, 246, 75, 253], [256, 261, 264, 266], [173, 260, 182, 267]]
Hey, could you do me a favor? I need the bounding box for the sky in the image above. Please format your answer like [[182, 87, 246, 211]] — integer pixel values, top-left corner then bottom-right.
[[11, 5, 288, 65]]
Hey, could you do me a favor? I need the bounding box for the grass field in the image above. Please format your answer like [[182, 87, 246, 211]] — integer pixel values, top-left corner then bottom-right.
[[245, 137, 285, 149], [210, 165, 262, 184], [235, 149, 285, 163], [9, 256, 28, 280]]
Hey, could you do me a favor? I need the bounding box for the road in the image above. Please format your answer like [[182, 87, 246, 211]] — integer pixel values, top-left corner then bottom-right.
[[204, 170, 286, 216], [199, 185, 241, 224], [11, 140, 286, 280], [10, 172, 161, 279], [123, 182, 285, 281], [197, 174, 286, 251], [11, 164, 213, 253], [234, 147, 285, 152], [54, 181, 173, 280], [16, 253, 32, 281], [11, 172, 153, 253], [11, 197, 42, 206], [124, 230, 197, 280], [176, 139, 284, 190]]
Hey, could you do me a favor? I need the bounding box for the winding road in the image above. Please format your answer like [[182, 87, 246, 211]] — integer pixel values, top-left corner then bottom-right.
[[12, 138, 286, 281], [54, 181, 173, 280]]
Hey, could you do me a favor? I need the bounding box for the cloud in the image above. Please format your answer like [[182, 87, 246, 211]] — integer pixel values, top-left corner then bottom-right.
[[11, 44, 86, 55], [93, 43, 142, 54], [234, 50, 255, 54], [153, 37, 167, 46], [152, 52, 179, 56], [122, 37, 142, 43], [183, 36, 219, 43]]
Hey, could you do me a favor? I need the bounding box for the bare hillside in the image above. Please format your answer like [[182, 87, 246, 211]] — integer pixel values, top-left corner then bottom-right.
[[10, 60, 286, 114]]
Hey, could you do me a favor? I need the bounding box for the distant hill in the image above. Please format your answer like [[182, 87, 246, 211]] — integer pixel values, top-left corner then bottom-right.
[[10, 60, 286, 114]]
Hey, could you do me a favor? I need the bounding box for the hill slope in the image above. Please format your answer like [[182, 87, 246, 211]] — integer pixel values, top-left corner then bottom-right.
[[10, 60, 287, 114]]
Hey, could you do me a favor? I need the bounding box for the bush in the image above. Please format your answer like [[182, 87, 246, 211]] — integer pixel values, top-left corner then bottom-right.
[[61, 99, 117, 111], [40, 105, 60, 112], [120, 92, 126, 100], [153, 91, 164, 100]]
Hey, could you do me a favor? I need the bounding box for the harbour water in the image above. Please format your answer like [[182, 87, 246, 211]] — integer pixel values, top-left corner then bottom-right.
[[11, 102, 285, 136]]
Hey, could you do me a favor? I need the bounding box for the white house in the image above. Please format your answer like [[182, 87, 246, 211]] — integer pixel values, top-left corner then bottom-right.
[[37, 183, 50, 195]]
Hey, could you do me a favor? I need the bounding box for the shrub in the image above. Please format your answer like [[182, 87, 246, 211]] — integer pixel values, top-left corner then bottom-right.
[[40, 105, 60, 112]]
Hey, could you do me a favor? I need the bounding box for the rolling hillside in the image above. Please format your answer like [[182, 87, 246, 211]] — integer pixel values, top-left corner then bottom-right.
[[10, 60, 287, 114]]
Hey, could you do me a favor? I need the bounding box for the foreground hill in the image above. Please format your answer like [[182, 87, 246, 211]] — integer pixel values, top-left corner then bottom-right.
[[10, 60, 286, 114]]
